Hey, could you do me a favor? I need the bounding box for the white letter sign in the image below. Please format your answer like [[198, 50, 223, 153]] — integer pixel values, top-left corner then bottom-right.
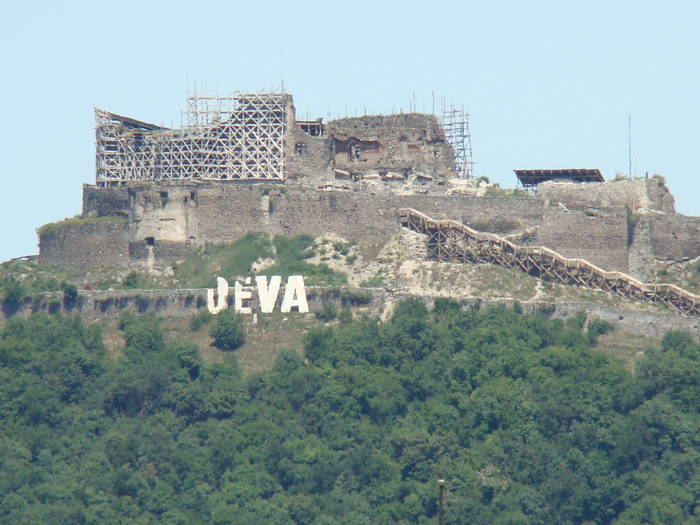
[[281, 275, 309, 313], [256, 275, 282, 313], [206, 275, 308, 314], [206, 276, 229, 314]]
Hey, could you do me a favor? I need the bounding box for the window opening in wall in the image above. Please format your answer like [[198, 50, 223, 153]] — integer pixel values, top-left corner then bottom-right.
[[349, 143, 361, 161], [298, 120, 324, 136], [295, 143, 306, 156], [145, 236, 155, 246], [159, 191, 169, 208]]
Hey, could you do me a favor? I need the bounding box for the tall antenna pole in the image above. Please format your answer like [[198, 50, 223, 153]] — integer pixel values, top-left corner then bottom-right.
[[628, 115, 632, 179]]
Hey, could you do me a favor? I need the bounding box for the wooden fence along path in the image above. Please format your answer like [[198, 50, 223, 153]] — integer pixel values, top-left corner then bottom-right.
[[398, 208, 700, 317]]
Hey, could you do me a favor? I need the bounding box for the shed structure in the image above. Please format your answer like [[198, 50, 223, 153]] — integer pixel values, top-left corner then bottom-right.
[[515, 169, 604, 191]]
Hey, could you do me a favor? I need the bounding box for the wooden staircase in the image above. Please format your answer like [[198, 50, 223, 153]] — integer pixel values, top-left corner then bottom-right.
[[398, 208, 700, 317]]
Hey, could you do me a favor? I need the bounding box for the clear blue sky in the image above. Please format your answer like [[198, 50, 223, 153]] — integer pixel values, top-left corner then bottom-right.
[[1, 0, 698, 261]]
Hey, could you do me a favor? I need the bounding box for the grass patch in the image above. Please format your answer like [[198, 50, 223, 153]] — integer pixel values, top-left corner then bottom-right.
[[173, 233, 274, 288], [484, 187, 532, 198], [360, 273, 385, 288], [38, 215, 127, 236], [261, 235, 347, 286], [173, 233, 347, 288]]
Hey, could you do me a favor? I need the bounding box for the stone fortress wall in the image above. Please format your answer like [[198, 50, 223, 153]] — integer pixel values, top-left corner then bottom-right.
[[38, 175, 700, 281]]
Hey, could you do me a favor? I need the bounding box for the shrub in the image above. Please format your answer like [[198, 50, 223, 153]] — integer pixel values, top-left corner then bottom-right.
[[117, 311, 135, 330], [588, 319, 614, 344], [338, 307, 353, 323], [62, 282, 78, 304], [360, 274, 384, 288], [210, 311, 246, 351], [315, 302, 337, 321], [189, 310, 214, 331], [175, 343, 203, 379], [3, 279, 24, 309], [538, 304, 556, 318], [122, 272, 140, 289], [651, 173, 667, 186], [339, 290, 372, 306]]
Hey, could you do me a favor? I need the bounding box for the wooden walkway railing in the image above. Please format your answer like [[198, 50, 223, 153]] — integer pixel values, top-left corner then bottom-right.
[[398, 208, 700, 317]]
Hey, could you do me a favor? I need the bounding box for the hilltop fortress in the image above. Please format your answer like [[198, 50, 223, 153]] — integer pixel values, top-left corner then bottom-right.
[[39, 92, 700, 286]]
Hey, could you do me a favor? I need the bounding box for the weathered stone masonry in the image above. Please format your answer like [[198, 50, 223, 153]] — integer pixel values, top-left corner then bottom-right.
[[42, 181, 634, 275]]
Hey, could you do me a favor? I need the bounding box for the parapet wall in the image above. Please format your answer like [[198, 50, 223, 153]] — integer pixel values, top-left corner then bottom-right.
[[537, 178, 675, 214]]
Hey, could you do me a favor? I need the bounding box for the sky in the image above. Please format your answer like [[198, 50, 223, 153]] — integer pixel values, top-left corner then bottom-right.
[[1, 0, 699, 261]]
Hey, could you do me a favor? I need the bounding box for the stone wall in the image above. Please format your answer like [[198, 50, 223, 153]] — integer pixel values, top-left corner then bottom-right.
[[537, 178, 675, 214], [648, 214, 700, 262], [284, 122, 334, 186], [83, 185, 129, 217], [38, 218, 129, 269], [45, 183, 635, 274], [538, 207, 630, 272], [3, 287, 698, 341], [327, 114, 455, 179]]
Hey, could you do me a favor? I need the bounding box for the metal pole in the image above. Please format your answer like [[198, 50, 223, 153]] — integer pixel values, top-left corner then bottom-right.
[[628, 115, 632, 179], [438, 478, 445, 525]]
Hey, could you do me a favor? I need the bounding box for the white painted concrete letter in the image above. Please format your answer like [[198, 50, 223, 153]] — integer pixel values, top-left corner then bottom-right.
[[234, 280, 253, 314], [256, 275, 282, 313], [207, 277, 229, 314], [280, 275, 309, 313]]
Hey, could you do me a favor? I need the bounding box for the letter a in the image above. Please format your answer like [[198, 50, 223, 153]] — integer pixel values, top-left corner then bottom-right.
[[256, 276, 282, 313], [206, 277, 229, 314], [280, 275, 309, 313]]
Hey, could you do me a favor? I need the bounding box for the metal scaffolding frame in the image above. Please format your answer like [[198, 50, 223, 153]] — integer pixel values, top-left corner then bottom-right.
[[95, 93, 289, 185], [399, 208, 700, 317], [441, 104, 474, 179]]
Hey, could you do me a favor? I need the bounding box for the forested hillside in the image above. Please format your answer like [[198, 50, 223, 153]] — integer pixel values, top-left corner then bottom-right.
[[1, 301, 699, 524]]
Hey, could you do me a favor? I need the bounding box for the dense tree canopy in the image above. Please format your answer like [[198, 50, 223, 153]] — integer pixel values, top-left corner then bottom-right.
[[1, 301, 699, 523]]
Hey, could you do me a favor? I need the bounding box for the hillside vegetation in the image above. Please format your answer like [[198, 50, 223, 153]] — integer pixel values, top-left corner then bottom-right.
[[1, 231, 680, 318], [1, 302, 699, 523]]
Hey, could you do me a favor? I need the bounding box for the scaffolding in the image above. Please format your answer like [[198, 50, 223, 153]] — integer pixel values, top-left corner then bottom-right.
[[95, 93, 290, 185], [441, 104, 474, 179]]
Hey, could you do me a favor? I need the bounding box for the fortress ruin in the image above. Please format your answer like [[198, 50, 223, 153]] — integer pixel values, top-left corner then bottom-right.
[[95, 92, 459, 186], [38, 91, 700, 295]]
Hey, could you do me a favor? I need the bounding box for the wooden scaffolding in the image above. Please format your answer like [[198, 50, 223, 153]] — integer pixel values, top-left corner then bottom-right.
[[95, 93, 290, 185]]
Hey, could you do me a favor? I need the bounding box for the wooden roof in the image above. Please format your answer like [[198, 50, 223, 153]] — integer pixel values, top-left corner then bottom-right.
[[95, 109, 165, 131], [514, 169, 604, 186]]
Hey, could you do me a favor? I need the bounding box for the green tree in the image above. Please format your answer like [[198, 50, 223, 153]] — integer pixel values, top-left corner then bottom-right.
[[209, 312, 245, 351]]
